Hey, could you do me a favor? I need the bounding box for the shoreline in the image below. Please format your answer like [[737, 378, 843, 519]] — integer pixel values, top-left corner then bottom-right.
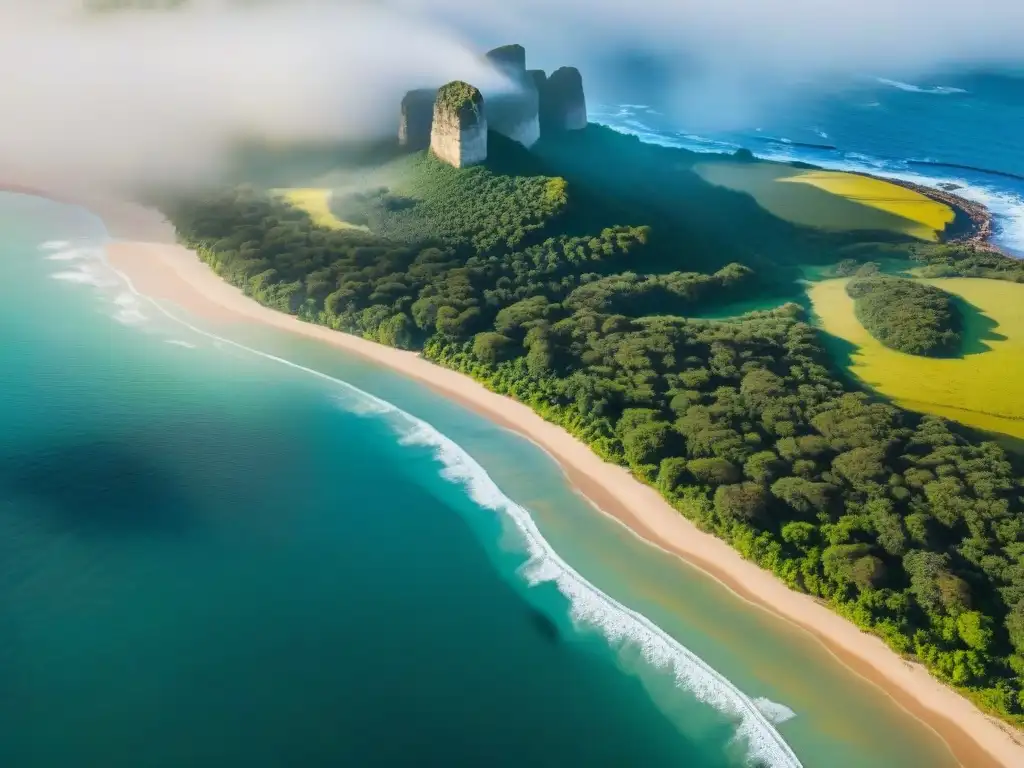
[[85, 203, 1024, 768], [856, 172, 998, 251], [5, 180, 1024, 765]]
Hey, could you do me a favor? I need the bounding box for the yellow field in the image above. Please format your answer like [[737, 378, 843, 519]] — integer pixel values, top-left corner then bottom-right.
[[275, 188, 367, 231], [779, 171, 954, 241], [808, 277, 1024, 439], [694, 162, 954, 241]]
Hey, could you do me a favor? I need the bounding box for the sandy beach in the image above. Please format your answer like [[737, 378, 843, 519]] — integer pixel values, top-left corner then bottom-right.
[[81, 198, 1024, 768]]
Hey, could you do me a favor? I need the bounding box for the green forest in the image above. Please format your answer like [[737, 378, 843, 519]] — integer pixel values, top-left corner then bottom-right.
[[165, 126, 1024, 725], [846, 274, 963, 356]]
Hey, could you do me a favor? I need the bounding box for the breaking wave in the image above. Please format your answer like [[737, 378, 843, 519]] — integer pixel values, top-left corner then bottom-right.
[[78, 238, 804, 768], [43, 244, 148, 319], [875, 78, 967, 95], [754, 697, 798, 725], [394, 416, 804, 768]]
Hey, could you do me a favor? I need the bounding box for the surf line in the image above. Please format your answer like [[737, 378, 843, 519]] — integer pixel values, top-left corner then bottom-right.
[[97, 245, 804, 768]]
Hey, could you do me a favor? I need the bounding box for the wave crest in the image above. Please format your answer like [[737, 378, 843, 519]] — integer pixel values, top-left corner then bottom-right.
[[875, 78, 967, 95], [394, 411, 803, 768]]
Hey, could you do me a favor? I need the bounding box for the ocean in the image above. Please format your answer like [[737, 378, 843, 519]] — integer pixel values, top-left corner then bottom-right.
[[594, 71, 1024, 257], [0, 136, 982, 766]]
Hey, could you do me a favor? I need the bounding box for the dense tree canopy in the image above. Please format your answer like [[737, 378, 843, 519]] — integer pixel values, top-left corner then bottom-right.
[[167, 129, 1024, 726], [846, 274, 962, 356]]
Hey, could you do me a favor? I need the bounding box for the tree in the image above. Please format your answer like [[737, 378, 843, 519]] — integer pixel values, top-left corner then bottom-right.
[[687, 457, 741, 486], [781, 521, 817, 550], [658, 457, 689, 494], [1007, 601, 1024, 655], [622, 422, 674, 469], [832, 446, 888, 490], [744, 450, 786, 485], [377, 313, 414, 349], [770, 477, 836, 517], [714, 482, 769, 523], [472, 332, 514, 364], [957, 611, 993, 652], [823, 543, 884, 591], [866, 497, 907, 556]]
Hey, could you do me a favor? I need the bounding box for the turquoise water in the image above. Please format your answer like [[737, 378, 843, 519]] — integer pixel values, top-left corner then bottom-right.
[[0, 192, 958, 767]]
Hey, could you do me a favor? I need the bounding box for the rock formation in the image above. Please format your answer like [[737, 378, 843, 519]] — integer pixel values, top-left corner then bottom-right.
[[527, 69, 547, 94], [395, 46, 588, 165], [430, 81, 487, 168], [483, 44, 540, 148], [398, 88, 437, 150], [539, 66, 587, 133], [485, 44, 526, 75]]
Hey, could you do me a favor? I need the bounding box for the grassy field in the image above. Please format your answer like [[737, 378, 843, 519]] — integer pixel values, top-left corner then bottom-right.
[[808, 277, 1024, 439], [274, 188, 367, 231], [694, 161, 954, 241], [780, 171, 954, 240]]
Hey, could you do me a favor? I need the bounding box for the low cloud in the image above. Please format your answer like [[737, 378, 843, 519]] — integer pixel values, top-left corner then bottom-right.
[[3, 0, 1023, 191], [390, 0, 1024, 127], [0, 1, 506, 191]]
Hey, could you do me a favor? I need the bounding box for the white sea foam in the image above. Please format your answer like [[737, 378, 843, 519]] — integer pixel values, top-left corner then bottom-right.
[[97, 257, 802, 768], [165, 338, 197, 349], [876, 78, 967, 95], [754, 697, 798, 725], [394, 416, 803, 768], [41, 243, 157, 320], [112, 290, 148, 325], [49, 263, 118, 288], [44, 246, 98, 261]]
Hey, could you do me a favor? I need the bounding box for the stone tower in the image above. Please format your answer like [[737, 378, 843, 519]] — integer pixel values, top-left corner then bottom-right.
[[399, 88, 437, 150], [430, 81, 487, 167], [540, 66, 587, 133], [483, 44, 540, 148]]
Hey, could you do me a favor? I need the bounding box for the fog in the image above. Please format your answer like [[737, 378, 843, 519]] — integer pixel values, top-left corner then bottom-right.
[[2, 0, 1024, 191], [401, 0, 1024, 127], [0, 1, 507, 190]]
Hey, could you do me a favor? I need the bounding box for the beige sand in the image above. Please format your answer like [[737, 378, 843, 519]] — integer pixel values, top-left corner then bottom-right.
[[6, 186, 1023, 767]]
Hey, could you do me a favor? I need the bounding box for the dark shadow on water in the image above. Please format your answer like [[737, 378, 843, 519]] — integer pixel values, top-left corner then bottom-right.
[[526, 604, 562, 644], [1, 436, 194, 536], [954, 295, 1007, 357]]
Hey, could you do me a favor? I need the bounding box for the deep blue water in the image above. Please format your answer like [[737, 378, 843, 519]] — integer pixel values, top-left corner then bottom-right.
[[594, 70, 1024, 255]]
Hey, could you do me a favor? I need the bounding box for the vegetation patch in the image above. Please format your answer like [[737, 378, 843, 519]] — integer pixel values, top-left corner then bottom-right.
[[334, 153, 568, 254], [781, 171, 954, 241], [695, 161, 953, 241], [435, 81, 483, 123], [846, 274, 962, 356], [275, 188, 367, 231], [809, 276, 1024, 438]]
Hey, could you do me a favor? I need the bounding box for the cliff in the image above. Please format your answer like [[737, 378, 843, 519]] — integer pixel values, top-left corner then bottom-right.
[[483, 44, 540, 148], [430, 81, 487, 168], [398, 88, 437, 150], [485, 44, 526, 75], [396, 47, 587, 160], [540, 67, 587, 133]]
